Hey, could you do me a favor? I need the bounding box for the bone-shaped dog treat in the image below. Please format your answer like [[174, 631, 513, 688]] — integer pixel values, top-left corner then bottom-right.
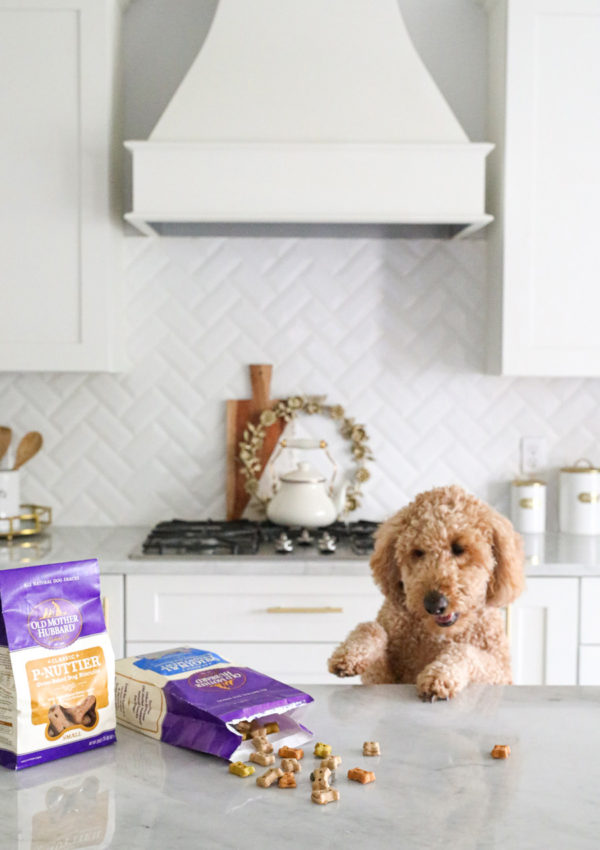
[[280, 757, 301, 773], [311, 788, 340, 805], [256, 767, 283, 787], [313, 742, 332, 758], [278, 772, 296, 788], [47, 705, 71, 735], [264, 722, 279, 735], [310, 766, 332, 791], [235, 720, 251, 739], [278, 746, 303, 760], [249, 752, 275, 766], [67, 695, 96, 725], [363, 741, 381, 756], [348, 767, 376, 784], [491, 744, 511, 759], [252, 736, 274, 754], [322, 755, 342, 770]]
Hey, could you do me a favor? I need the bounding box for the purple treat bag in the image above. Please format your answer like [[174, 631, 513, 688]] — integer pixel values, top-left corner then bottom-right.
[[0, 560, 116, 769], [115, 647, 313, 760]]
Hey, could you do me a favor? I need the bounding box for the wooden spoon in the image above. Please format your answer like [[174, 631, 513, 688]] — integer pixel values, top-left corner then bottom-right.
[[0, 427, 11, 464], [13, 432, 43, 470]]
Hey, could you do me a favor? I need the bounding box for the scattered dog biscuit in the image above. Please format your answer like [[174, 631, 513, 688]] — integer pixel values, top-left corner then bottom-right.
[[310, 765, 339, 805], [249, 751, 275, 766], [322, 755, 342, 770], [252, 736, 274, 754], [278, 772, 296, 788], [311, 788, 340, 805], [313, 742, 332, 758], [348, 768, 376, 784], [281, 757, 301, 773], [256, 767, 284, 787], [491, 745, 511, 759], [278, 746, 304, 760], [229, 761, 255, 778], [362, 741, 381, 757]]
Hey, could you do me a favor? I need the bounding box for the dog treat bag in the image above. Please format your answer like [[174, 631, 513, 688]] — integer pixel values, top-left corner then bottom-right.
[[116, 647, 313, 760], [0, 559, 116, 769]]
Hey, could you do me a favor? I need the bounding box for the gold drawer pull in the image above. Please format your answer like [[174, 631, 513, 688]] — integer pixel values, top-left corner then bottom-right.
[[266, 606, 343, 614]]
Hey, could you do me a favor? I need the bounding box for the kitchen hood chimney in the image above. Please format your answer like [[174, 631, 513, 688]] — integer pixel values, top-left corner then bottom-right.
[[125, 0, 493, 237]]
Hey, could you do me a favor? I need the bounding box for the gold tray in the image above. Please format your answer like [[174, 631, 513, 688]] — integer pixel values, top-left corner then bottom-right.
[[0, 505, 52, 540]]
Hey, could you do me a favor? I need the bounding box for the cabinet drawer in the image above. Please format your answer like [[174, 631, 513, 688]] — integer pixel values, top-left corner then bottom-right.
[[126, 575, 381, 643], [579, 646, 600, 685], [125, 641, 353, 686], [580, 578, 600, 644]]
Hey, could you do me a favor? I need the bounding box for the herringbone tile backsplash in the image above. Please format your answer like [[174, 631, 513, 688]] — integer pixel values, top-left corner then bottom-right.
[[1, 236, 598, 528]]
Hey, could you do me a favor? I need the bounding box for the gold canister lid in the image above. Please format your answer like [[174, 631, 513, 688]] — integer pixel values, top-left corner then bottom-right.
[[512, 479, 546, 487], [560, 458, 600, 474]]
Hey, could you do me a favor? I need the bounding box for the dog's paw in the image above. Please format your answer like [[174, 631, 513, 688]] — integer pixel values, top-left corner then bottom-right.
[[416, 667, 461, 702], [327, 648, 362, 678]]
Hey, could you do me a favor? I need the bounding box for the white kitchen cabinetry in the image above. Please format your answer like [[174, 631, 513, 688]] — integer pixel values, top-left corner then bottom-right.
[[484, 0, 600, 375], [510, 577, 579, 685], [0, 0, 122, 371], [578, 577, 600, 684], [125, 574, 382, 685], [100, 573, 124, 659]]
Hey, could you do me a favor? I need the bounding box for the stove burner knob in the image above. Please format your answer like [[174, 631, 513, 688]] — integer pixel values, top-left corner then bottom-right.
[[297, 529, 314, 546], [275, 532, 294, 554], [318, 532, 337, 554]]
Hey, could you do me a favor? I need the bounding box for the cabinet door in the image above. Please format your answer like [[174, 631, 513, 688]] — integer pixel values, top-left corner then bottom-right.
[[100, 574, 124, 660], [0, 0, 120, 371], [510, 577, 578, 684], [486, 0, 600, 375]]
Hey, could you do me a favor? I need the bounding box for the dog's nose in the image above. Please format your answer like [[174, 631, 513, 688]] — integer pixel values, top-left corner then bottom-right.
[[423, 591, 448, 615]]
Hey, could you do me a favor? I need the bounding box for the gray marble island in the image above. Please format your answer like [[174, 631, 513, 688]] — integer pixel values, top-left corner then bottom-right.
[[0, 684, 597, 849]]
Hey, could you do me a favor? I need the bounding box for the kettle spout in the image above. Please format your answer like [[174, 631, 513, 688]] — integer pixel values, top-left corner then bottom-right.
[[331, 478, 349, 518]]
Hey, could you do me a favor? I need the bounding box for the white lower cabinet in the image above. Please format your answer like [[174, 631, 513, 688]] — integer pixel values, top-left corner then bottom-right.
[[579, 578, 600, 684], [125, 574, 382, 685], [510, 577, 579, 685], [99, 574, 125, 660], [110, 572, 594, 686]]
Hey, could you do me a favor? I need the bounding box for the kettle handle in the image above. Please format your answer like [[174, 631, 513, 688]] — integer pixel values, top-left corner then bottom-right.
[[268, 439, 338, 497], [280, 438, 327, 450]]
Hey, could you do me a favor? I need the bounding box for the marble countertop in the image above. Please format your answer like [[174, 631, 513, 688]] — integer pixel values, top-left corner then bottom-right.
[[3, 526, 600, 576], [0, 684, 597, 849]]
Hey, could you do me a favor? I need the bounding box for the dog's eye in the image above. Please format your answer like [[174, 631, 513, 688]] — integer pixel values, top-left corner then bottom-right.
[[451, 541, 465, 556], [412, 548, 425, 559]]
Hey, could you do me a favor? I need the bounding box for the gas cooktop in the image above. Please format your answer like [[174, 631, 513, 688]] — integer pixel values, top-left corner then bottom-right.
[[129, 519, 379, 560]]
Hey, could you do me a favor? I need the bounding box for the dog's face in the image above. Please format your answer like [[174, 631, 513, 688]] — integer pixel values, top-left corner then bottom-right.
[[397, 517, 494, 634], [370, 486, 524, 633]]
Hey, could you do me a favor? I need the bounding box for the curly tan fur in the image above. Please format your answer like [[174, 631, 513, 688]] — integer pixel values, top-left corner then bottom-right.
[[328, 485, 525, 700]]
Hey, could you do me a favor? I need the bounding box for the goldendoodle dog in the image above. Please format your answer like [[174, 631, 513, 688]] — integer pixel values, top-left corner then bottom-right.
[[328, 485, 525, 700]]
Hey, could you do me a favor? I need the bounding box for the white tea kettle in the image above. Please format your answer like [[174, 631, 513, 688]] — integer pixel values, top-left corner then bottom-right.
[[266, 439, 348, 528]]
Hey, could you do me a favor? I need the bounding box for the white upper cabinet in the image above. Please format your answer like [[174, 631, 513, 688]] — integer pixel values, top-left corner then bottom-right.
[[484, 0, 600, 375], [0, 0, 122, 371]]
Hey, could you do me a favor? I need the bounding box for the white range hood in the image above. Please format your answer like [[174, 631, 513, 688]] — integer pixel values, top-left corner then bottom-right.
[[125, 0, 493, 237]]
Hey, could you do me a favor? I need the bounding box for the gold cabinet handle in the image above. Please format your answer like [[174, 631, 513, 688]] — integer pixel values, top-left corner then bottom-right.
[[266, 606, 343, 614]]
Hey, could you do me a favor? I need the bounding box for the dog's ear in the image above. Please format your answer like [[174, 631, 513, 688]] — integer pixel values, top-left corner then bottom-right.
[[370, 511, 408, 603], [486, 507, 525, 608]]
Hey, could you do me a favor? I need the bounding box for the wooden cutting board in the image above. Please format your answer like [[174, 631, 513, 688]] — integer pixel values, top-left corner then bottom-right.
[[226, 364, 286, 520]]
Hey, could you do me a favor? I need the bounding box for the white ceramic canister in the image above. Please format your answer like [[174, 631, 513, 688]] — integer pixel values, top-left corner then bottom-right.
[[510, 479, 546, 533], [0, 470, 20, 534], [559, 460, 600, 535]]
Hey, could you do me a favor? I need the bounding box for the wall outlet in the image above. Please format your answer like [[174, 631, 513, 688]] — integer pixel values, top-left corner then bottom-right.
[[520, 436, 547, 476]]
